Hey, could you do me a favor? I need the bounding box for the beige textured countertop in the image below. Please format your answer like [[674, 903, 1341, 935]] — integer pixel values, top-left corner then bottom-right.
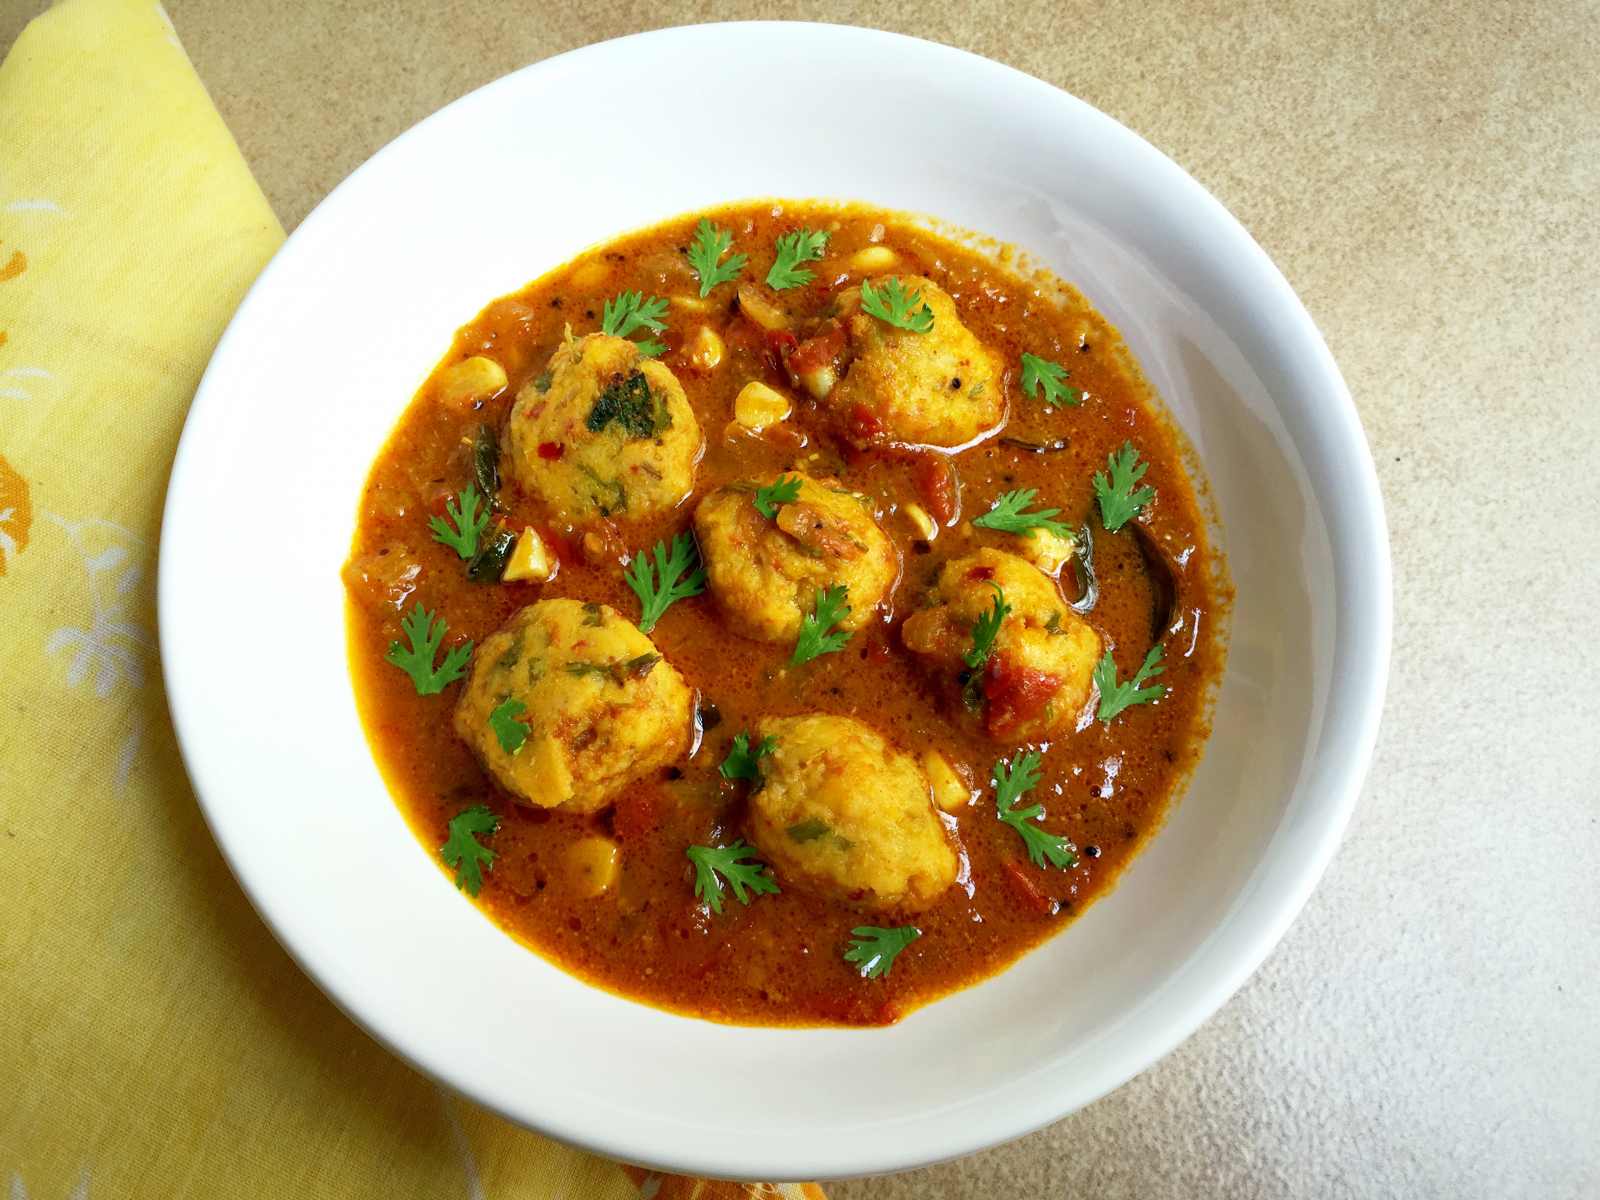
[[10, 0, 1595, 1194]]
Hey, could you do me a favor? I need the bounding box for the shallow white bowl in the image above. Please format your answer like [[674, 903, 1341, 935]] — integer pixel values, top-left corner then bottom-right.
[[160, 22, 1390, 1181]]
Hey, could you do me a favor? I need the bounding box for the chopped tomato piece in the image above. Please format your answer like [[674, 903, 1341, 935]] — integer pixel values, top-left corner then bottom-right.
[[912, 455, 960, 526], [537, 441, 564, 460], [848, 402, 886, 443], [983, 658, 1061, 738], [764, 329, 798, 360], [787, 319, 846, 375], [966, 565, 995, 582], [1003, 861, 1056, 916]]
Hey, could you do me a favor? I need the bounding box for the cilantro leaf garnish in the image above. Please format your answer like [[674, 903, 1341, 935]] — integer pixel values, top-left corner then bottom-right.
[[440, 804, 499, 896], [429, 484, 489, 559], [685, 218, 747, 297], [685, 841, 780, 914], [487, 698, 529, 754], [859, 278, 934, 333], [624, 531, 706, 633], [992, 751, 1078, 870], [754, 474, 803, 519], [719, 731, 778, 781], [385, 605, 473, 695], [1020, 352, 1082, 407], [1094, 643, 1166, 722], [765, 228, 829, 290], [845, 925, 921, 979], [792, 584, 852, 665], [600, 290, 669, 357], [1093, 441, 1156, 532], [963, 583, 1010, 671], [971, 488, 1072, 538]]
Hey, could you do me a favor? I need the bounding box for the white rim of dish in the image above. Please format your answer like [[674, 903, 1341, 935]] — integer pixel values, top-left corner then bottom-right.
[[160, 22, 1392, 1179]]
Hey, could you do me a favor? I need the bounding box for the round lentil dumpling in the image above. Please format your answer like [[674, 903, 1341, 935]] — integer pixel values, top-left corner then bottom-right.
[[504, 333, 703, 522], [453, 597, 693, 813], [901, 547, 1101, 743], [826, 274, 1006, 450], [692, 473, 899, 643], [745, 714, 959, 913]]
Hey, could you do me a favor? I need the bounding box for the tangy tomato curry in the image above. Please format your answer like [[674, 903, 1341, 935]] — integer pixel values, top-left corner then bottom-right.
[[344, 201, 1228, 1027]]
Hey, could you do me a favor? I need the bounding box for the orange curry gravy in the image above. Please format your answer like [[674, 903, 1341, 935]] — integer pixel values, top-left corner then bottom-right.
[[345, 201, 1228, 1026]]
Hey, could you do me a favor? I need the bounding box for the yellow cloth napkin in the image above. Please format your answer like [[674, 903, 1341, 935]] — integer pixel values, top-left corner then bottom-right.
[[0, 3, 826, 1197]]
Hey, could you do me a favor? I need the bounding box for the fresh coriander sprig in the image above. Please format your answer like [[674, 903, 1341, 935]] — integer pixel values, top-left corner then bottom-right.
[[972, 489, 1072, 539], [685, 219, 747, 297], [600, 290, 669, 357], [992, 751, 1079, 870], [624, 531, 706, 633], [440, 804, 499, 896], [719, 731, 778, 781], [859, 278, 934, 333], [766, 229, 829, 289], [429, 484, 489, 559], [686, 841, 780, 914], [1094, 644, 1166, 722], [845, 925, 921, 979], [487, 697, 529, 753], [1093, 442, 1156, 532], [754, 474, 802, 519], [792, 584, 852, 665], [1020, 352, 1082, 407], [964, 583, 1010, 671], [386, 605, 473, 695]]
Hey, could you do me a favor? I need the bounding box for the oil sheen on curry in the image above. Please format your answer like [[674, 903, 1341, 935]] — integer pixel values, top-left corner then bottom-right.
[[345, 201, 1227, 1027]]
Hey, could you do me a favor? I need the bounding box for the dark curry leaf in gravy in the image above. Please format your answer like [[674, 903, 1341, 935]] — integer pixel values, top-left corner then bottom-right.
[[472, 423, 500, 503], [465, 525, 516, 583]]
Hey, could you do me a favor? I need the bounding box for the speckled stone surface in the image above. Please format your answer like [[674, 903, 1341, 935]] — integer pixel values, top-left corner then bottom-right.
[[9, 0, 1595, 1194]]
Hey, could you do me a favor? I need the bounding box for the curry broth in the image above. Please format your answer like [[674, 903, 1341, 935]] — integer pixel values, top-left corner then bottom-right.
[[346, 201, 1226, 1026]]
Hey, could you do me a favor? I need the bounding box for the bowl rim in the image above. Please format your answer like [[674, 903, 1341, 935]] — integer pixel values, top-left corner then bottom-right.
[[159, 20, 1392, 1179]]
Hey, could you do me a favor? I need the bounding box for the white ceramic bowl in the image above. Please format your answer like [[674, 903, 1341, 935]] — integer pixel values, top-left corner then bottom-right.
[[160, 22, 1390, 1181]]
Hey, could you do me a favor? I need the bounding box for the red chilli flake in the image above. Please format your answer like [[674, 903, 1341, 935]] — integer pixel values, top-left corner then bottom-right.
[[537, 441, 564, 460]]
